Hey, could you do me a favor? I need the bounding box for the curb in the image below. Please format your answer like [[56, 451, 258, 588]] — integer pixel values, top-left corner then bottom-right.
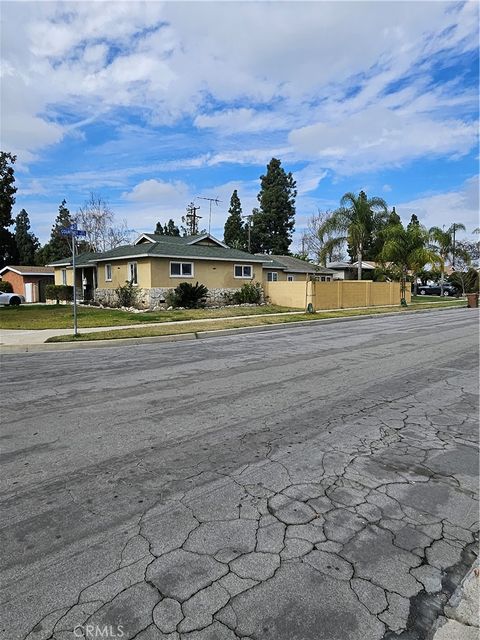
[[0, 304, 471, 354]]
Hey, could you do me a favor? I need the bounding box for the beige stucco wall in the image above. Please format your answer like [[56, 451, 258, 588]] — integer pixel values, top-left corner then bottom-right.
[[265, 279, 411, 310], [96, 258, 152, 289], [149, 258, 262, 289], [54, 267, 74, 286]]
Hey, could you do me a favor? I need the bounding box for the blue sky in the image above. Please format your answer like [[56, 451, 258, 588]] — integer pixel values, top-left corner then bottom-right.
[[2, 1, 479, 249]]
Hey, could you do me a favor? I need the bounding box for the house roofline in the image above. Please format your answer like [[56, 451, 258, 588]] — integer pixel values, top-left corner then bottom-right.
[[0, 266, 54, 276], [88, 253, 265, 264]]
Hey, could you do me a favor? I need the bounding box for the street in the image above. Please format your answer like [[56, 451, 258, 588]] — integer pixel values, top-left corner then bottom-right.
[[1, 308, 478, 640]]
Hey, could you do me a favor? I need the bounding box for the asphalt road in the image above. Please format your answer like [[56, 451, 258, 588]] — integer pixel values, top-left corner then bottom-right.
[[1, 308, 478, 640]]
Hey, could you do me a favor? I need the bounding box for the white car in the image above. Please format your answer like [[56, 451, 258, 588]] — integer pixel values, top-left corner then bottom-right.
[[0, 291, 25, 305]]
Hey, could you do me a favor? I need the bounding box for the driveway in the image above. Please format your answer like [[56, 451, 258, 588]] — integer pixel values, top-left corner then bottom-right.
[[0, 308, 478, 640]]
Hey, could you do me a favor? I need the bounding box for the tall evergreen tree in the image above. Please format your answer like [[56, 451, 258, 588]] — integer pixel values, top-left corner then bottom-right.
[[164, 219, 180, 236], [0, 151, 19, 267], [224, 190, 246, 249], [15, 209, 39, 265], [154, 219, 180, 236], [37, 200, 74, 263], [250, 158, 297, 255]]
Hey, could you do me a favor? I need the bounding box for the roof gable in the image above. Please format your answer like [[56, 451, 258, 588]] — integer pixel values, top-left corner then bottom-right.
[[0, 265, 54, 276]]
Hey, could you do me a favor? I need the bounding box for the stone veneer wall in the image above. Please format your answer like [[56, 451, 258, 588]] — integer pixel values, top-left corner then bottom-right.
[[94, 287, 245, 309]]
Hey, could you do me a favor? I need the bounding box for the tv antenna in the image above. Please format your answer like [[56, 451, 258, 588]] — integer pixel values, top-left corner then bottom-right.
[[196, 196, 222, 234]]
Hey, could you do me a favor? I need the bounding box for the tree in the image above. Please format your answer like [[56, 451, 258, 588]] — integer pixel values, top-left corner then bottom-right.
[[0, 151, 18, 267], [35, 200, 74, 264], [380, 221, 442, 303], [76, 193, 131, 252], [224, 190, 246, 249], [429, 222, 466, 294], [316, 191, 388, 279], [250, 158, 296, 254], [15, 209, 39, 265], [303, 209, 346, 266], [155, 219, 180, 236]]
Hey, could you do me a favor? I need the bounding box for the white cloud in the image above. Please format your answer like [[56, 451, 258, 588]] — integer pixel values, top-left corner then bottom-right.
[[396, 176, 480, 237], [123, 179, 189, 203], [2, 0, 478, 169]]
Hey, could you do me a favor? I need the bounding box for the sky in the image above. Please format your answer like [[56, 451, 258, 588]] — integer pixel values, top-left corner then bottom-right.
[[1, 0, 479, 250]]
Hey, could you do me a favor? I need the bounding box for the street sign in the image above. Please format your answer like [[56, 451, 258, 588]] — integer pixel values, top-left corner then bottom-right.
[[60, 227, 85, 237]]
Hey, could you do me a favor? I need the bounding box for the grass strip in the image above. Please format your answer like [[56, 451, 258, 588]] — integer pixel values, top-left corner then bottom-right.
[[46, 300, 465, 343]]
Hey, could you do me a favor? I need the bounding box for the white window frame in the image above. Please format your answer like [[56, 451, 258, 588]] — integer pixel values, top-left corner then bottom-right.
[[320, 276, 332, 282], [234, 264, 253, 279], [105, 263, 112, 282], [61, 269, 67, 285], [170, 261, 194, 278], [287, 275, 295, 282], [128, 261, 138, 285], [267, 272, 278, 282]]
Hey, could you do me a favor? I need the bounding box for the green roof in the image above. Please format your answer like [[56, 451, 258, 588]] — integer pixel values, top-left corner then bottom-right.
[[47, 252, 99, 267], [257, 254, 335, 274], [91, 237, 265, 263]]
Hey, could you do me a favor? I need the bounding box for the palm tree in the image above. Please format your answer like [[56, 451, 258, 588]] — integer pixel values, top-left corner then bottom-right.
[[429, 223, 466, 294], [381, 222, 442, 303], [317, 191, 388, 280]]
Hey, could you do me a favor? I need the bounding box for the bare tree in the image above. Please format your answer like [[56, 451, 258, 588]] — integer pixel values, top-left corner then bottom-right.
[[75, 193, 132, 252], [304, 209, 346, 266]]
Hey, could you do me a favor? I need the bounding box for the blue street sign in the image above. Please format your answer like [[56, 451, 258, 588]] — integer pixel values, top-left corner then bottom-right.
[[60, 226, 85, 237], [75, 230, 87, 237], [60, 228, 72, 236]]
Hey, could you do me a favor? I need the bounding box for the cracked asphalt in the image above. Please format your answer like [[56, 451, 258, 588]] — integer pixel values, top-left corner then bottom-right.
[[0, 308, 478, 640]]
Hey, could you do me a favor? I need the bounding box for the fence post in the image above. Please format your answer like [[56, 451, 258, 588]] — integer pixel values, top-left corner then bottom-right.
[[365, 281, 372, 307], [337, 281, 343, 309]]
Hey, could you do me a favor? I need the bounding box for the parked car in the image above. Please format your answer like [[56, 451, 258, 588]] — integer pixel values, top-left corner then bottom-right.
[[0, 291, 25, 305], [417, 284, 459, 297]]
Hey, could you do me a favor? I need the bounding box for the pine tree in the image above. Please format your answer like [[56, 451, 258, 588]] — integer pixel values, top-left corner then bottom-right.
[[250, 158, 296, 255], [224, 190, 246, 249], [165, 219, 180, 236], [154, 221, 165, 235], [0, 151, 19, 267], [38, 200, 74, 263], [15, 209, 39, 265]]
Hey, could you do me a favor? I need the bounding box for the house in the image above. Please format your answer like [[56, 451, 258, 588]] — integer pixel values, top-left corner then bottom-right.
[[0, 265, 54, 302], [47, 253, 99, 301], [259, 254, 335, 282], [49, 234, 266, 307], [327, 261, 376, 280]]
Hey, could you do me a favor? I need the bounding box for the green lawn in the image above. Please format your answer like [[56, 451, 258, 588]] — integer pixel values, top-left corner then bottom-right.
[[412, 294, 463, 303], [0, 303, 298, 330], [47, 299, 465, 342]]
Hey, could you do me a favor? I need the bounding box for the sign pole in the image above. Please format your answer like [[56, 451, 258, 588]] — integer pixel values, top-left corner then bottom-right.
[[72, 233, 78, 336]]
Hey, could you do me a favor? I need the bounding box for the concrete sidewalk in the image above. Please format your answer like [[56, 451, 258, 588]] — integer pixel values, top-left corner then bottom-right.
[[0, 301, 462, 347], [433, 562, 479, 640]]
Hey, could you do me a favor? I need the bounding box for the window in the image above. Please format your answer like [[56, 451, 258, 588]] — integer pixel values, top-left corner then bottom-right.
[[170, 262, 193, 277], [128, 262, 138, 285], [234, 264, 253, 279], [267, 272, 278, 282], [61, 269, 67, 285], [287, 275, 295, 282], [320, 276, 332, 282], [105, 264, 112, 282]]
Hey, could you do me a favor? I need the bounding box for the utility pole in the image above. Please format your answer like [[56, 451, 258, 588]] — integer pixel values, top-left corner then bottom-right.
[[60, 223, 86, 336], [196, 196, 221, 234], [185, 202, 202, 235]]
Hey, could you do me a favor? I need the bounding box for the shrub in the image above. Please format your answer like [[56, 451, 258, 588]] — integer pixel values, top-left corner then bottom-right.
[[45, 284, 73, 303], [168, 282, 208, 308], [115, 281, 138, 308], [231, 282, 263, 304], [0, 281, 13, 293], [448, 269, 479, 295]]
